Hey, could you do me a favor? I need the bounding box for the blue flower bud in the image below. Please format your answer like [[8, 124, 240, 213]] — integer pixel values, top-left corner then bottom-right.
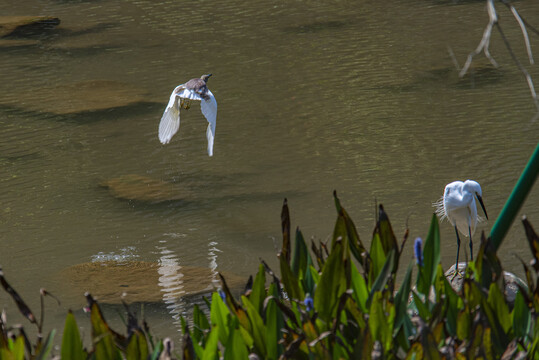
[[304, 293, 314, 312], [414, 237, 424, 267]]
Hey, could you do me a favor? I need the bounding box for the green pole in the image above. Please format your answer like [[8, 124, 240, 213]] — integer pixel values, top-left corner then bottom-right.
[[491, 143, 539, 252]]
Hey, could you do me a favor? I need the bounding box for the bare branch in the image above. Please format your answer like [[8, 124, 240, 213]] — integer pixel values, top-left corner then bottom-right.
[[459, 0, 499, 78], [459, 0, 539, 112], [494, 22, 539, 111], [509, 5, 534, 65], [500, 0, 539, 37]]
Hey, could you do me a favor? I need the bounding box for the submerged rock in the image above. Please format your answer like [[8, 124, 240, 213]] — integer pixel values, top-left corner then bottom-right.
[[60, 260, 246, 304], [0, 38, 40, 48], [100, 174, 192, 203], [0, 80, 154, 116], [0, 16, 60, 38], [47, 22, 119, 52]]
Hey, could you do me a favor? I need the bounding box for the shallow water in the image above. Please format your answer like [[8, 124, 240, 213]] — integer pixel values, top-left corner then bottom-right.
[[0, 0, 538, 345]]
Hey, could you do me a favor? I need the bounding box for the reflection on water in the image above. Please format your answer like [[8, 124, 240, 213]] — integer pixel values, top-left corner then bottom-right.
[[0, 0, 538, 344], [157, 234, 222, 332], [157, 237, 186, 330]]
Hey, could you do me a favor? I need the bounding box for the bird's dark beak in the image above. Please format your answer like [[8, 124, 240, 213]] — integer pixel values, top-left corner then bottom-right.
[[477, 194, 488, 220], [207, 73, 212, 78]]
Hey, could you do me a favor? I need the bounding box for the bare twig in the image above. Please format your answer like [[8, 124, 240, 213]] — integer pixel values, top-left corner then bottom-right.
[[500, 0, 539, 37], [447, 45, 461, 71], [509, 5, 534, 65], [459, 0, 499, 78], [494, 22, 539, 110], [460, 0, 539, 113]]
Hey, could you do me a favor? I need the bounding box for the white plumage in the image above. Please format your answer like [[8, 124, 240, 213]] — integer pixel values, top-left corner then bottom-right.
[[434, 179, 488, 271], [158, 74, 217, 156]]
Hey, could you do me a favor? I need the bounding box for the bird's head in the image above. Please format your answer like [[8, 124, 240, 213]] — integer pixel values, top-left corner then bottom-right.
[[465, 180, 488, 220], [201, 74, 212, 83]]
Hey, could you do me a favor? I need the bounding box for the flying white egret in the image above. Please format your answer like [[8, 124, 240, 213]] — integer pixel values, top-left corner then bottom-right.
[[158, 74, 217, 156], [435, 180, 488, 271]]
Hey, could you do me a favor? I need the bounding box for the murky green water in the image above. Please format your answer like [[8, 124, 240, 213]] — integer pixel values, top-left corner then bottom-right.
[[0, 0, 538, 344]]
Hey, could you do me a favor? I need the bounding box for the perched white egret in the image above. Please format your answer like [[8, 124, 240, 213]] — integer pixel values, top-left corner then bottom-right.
[[435, 180, 488, 270], [158, 74, 217, 156]]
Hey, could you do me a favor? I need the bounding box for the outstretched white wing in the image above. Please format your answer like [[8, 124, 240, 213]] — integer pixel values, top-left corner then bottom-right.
[[158, 90, 181, 144], [200, 89, 217, 156]]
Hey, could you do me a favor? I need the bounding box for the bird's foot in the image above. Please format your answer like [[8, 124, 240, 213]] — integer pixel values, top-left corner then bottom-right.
[[180, 99, 191, 110]]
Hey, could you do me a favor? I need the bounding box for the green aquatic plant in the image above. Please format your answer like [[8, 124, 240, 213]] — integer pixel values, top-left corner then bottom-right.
[[179, 194, 539, 359], [0, 193, 538, 359]]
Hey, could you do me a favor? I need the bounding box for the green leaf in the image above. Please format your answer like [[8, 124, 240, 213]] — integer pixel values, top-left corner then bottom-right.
[[292, 228, 310, 279], [394, 262, 413, 332], [350, 263, 368, 313], [180, 315, 189, 335], [411, 291, 431, 321], [417, 214, 440, 294], [368, 233, 386, 287], [487, 282, 511, 333], [332, 211, 349, 257], [265, 297, 284, 360], [314, 240, 347, 321], [456, 307, 471, 341], [210, 292, 231, 345], [12, 335, 25, 360], [61, 311, 84, 360], [366, 249, 395, 309], [303, 259, 315, 295], [512, 291, 531, 338], [441, 265, 460, 336], [308, 265, 320, 285], [149, 340, 162, 360], [333, 191, 367, 267], [224, 318, 249, 360], [279, 252, 304, 301], [368, 291, 393, 352], [377, 205, 398, 256], [529, 335, 539, 360], [242, 295, 267, 357], [35, 330, 56, 360], [90, 303, 121, 360], [202, 326, 220, 360], [249, 264, 266, 315], [192, 335, 205, 360], [193, 304, 211, 344], [126, 331, 149, 360]]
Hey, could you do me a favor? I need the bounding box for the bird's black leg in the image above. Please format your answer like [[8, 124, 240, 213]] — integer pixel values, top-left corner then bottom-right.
[[468, 226, 473, 261], [453, 226, 461, 279]]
